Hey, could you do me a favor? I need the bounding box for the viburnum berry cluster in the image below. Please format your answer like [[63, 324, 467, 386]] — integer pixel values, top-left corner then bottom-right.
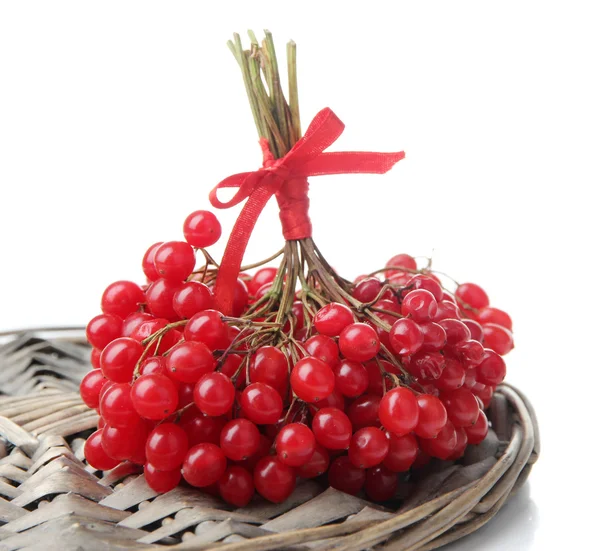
[[80, 32, 515, 506]]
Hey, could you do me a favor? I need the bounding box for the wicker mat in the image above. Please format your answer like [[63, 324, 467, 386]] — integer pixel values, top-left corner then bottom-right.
[[0, 330, 539, 551]]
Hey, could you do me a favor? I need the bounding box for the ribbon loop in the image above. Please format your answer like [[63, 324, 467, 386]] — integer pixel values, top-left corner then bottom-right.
[[209, 107, 405, 315]]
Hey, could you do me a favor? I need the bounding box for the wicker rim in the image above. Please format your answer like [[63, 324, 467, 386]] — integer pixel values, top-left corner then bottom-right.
[[0, 329, 539, 550]]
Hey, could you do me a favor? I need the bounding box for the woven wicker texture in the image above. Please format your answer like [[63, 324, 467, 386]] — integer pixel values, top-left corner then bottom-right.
[[0, 330, 539, 551]]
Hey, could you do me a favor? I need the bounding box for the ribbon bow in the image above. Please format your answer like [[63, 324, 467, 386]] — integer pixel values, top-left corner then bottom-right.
[[209, 107, 405, 315]]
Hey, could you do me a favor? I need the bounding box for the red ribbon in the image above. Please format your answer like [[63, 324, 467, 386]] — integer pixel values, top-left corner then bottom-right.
[[209, 107, 405, 315]]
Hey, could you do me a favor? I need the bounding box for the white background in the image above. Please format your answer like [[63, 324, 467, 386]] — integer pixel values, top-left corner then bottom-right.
[[1, 1, 598, 549]]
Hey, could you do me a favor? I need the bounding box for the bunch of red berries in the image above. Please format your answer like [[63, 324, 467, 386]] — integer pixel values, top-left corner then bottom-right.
[[80, 208, 514, 506]]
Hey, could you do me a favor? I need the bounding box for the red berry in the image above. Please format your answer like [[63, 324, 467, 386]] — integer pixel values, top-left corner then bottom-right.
[[462, 319, 484, 343], [333, 359, 369, 397], [220, 418, 260, 460], [328, 456, 365, 495], [240, 383, 283, 425], [249, 346, 289, 390], [383, 433, 418, 472], [144, 463, 181, 493], [405, 274, 443, 302], [177, 383, 195, 408], [296, 444, 330, 478], [353, 277, 384, 303], [348, 427, 389, 468], [438, 319, 471, 345], [419, 420, 458, 459], [100, 382, 140, 427], [145, 279, 182, 320], [231, 278, 249, 317], [384, 254, 417, 277], [290, 357, 335, 403], [414, 394, 448, 438], [180, 413, 226, 446], [401, 289, 438, 322], [182, 443, 227, 487], [312, 407, 353, 450], [102, 420, 149, 461], [407, 351, 445, 380], [389, 318, 424, 356], [184, 310, 229, 350], [433, 300, 461, 322], [218, 466, 254, 507], [173, 281, 213, 319], [254, 456, 296, 503], [248, 267, 278, 295], [448, 426, 469, 460], [482, 323, 514, 355], [101, 281, 145, 319], [139, 356, 168, 377], [379, 387, 419, 436], [131, 374, 179, 420], [142, 242, 163, 282], [314, 302, 354, 337], [435, 358, 466, 391], [347, 394, 381, 430], [304, 335, 339, 367], [84, 429, 120, 471], [339, 323, 380, 362], [91, 348, 101, 369], [419, 322, 447, 351], [455, 283, 489, 310], [166, 341, 216, 383], [365, 465, 398, 502], [477, 307, 512, 330], [100, 337, 144, 383], [146, 422, 189, 471], [476, 349, 506, 386], [80, 369, 107, 409], [121, 312, 154, 337], [440, 388, 480, 427], [464, 409, 489, 445], [275, 423, 316, 467], [153, 241, 195, 282], [183, 210, 222, 248], [471, 383, 494, 409], [194, 372, 235, 417], [312, 388, 346, 411], [86, 314, 122, 350]]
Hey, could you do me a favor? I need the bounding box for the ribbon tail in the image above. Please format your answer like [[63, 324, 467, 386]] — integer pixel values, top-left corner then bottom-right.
[[213, 185, 275, 315], [299, 150, 405, 176]]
